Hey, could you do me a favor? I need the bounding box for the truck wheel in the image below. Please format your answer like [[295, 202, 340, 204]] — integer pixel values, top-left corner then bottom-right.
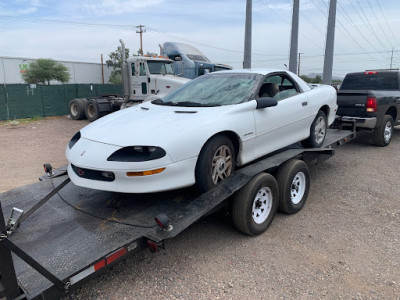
[[232, 173, 278, 236], [69, 98, 85, 120], [373, 115, 394, 147], [85, 99, 102, 122], [276, 159, 310, 214], [195, 135, 236, 193], [302, 110, 327, 148]]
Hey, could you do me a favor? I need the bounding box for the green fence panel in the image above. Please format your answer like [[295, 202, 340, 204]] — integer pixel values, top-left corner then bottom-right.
[[0, 85, 7, 120], [7, 84, 44, 120], [76, 84, 97, 98], [95, 84, 122, 96], [42, 85, 68, 117], [0, 84, 123, 121]]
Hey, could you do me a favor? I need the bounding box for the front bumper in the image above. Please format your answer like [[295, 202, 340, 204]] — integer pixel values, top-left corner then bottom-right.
[[67, 156, 198, 193], [339, 116, 377, 129]]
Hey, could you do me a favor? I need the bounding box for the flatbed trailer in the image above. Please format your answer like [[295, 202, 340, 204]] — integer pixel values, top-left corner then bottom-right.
[[0, 128, 355, 300]]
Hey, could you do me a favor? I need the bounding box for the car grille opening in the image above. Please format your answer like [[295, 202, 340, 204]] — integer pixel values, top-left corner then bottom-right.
[[71, 164, 115, 182]]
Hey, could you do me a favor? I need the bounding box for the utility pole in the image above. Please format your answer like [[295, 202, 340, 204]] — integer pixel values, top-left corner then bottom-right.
[[243, 0, 252, 69], [322, 0, 337, 85], [136, 25, 146, 56], [390, 48, 394, 69], [289, 0, 300, 74], [298, 52, 303, 76]]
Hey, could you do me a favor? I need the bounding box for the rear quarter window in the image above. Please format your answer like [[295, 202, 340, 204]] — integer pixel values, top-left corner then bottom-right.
[[340, 72, 399, 90]]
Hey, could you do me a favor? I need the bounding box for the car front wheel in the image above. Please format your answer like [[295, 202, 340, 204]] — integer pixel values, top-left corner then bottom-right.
[[195, 135, 236, 193]]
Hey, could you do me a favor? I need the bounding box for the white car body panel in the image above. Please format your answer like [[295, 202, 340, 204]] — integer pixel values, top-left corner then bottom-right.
[[67, 69, 337, 193]]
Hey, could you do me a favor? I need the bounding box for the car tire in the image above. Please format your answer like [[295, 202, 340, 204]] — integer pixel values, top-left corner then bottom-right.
[[85, 99, 102, 122], [276, 159, 310, 214], [195, 135, 236, 193], [302, 110, 327, 148], [69, 98, 86, 120], [232, 173, 279, 236], [373, 115, 394, 147]]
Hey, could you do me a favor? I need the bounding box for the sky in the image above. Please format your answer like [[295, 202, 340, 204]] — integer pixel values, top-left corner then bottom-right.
[[1, 0, 400, 78]]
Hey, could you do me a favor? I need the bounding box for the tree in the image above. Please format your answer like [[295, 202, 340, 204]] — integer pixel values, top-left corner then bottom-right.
[[106, 46, 130, 84], [22, 58, 70, 85]]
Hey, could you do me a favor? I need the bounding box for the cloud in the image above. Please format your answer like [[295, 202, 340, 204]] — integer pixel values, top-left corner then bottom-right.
[[84, 0, 163, 15]]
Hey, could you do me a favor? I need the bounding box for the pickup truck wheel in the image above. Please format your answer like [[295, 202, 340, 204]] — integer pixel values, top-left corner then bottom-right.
[[232, 173, 278, 236], [69, 98, 85, 120], [373, 115, 394, 147], [302, 110, 327, 148], [276, 159, 310, 214], [85, 99, 102, 122], [195, 135, 236, 193]]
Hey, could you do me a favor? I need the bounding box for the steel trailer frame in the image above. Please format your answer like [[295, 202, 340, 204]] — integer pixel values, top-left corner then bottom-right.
[[0, 128, 355, 300]]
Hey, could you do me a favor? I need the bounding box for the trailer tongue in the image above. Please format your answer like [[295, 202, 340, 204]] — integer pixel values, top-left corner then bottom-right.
[[0, 128, 355, 300]]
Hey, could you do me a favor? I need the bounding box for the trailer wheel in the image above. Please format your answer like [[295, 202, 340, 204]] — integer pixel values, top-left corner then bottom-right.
[[232, 173, 278, 236], [69, 98, 86, 120], [85, 99, 102, 121], [302, 110, 327, 148], [373, 115, 394, 147], [195, 135, 236, 193], [276, 159, 310, 214]]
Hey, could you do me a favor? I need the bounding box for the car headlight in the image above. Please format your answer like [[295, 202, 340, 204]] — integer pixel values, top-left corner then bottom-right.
[[107, 146, 166, 162], [68, 131, 81, 149]]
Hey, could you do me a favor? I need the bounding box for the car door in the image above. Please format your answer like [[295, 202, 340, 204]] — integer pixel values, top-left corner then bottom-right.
[[252, 73, 311, 159]]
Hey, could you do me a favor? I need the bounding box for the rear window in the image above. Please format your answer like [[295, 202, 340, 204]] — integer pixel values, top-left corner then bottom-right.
[[340, 72, 399, 90]]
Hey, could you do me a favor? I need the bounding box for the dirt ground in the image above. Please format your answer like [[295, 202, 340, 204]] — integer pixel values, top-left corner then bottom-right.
[[0, 116, 399, 299]]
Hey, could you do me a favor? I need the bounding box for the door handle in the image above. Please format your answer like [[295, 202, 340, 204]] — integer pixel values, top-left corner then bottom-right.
[[302, 101, 308, 106]]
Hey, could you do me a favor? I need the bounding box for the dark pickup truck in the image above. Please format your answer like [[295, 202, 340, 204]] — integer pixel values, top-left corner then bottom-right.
[[337, 70, 400, 146]]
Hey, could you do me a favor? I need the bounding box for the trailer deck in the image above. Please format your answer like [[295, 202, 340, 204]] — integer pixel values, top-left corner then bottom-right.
[[0, 128, 355, 300]]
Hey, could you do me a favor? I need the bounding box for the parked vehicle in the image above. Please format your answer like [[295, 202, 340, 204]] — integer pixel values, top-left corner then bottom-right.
[[161, 42, 232, 79], [68, 40, 189, 121], [66, 69, 337, 194], [337, 70, 400, 146]]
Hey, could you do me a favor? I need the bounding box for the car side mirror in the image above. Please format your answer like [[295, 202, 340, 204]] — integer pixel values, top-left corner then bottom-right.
[[256, 97, 278, 109], [174, 56, 182, 61]]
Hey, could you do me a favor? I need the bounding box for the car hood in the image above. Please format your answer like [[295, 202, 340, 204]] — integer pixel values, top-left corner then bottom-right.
[[80, 101, 233, 147]]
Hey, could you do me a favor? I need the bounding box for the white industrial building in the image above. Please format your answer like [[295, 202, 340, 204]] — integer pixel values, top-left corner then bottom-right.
[[0, 56, 113, 84]]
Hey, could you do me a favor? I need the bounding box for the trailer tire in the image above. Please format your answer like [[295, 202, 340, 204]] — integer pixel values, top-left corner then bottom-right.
[[85, 99, 102, 121], [373, 115, 394, 147], [276, 159, 310, 214], [69, 98, 86, 120], [302, 110, 327, 148], [232, 173, 278, 236], [195, 135, 236, 193]]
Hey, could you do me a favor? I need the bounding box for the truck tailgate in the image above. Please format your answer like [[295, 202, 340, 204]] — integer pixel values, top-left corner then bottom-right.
[[337, 90, 369, 117]]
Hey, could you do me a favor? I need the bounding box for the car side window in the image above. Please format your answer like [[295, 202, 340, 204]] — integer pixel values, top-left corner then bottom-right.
[[260, 74, 299, 101]]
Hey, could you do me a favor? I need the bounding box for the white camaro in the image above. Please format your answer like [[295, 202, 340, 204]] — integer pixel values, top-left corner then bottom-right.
[[66, 69, 337, 193]]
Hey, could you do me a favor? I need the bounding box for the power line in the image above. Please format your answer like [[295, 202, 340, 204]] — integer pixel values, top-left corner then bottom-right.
[[0, 15, 133, 28], [350, 0, 388, 52], [256, 0, 324, 51], [365, 0, 393, 49], [374, 0, 400, 47], [336, 1, 386, 60]]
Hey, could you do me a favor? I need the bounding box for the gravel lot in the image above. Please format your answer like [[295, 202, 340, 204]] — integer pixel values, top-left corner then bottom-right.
[[0, 116, 399, 299]]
